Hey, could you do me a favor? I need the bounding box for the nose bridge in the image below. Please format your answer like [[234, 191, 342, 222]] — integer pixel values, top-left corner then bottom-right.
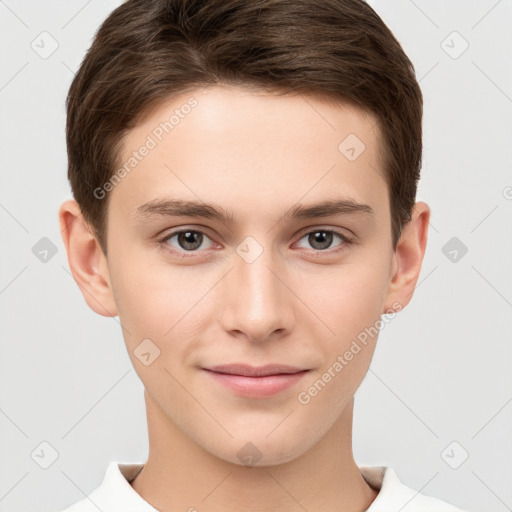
[[220, 235, 294, 341]]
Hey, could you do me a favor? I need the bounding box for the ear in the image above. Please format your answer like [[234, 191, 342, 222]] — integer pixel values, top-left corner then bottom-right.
[[58, 199, 118, 317], [382, 201, 430, 314]]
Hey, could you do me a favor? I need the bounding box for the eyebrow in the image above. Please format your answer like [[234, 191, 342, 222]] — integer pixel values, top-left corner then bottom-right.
[[135, 197, 374, 224]]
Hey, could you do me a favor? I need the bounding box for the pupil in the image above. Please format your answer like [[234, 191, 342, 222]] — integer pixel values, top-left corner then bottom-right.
[[179, 231, 202, 250], [309, 231, 332, 250]]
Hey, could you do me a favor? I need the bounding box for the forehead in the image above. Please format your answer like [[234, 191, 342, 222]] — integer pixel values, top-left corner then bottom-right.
[[109, 85, 388, 224]]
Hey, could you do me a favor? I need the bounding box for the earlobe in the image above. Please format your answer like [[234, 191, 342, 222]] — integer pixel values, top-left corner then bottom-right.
[[58, 199, 118, 317], [382, 201, 430, 314]]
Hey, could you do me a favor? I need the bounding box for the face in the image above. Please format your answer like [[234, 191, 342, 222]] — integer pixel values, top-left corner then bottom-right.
[[101, 85, 402, 466]]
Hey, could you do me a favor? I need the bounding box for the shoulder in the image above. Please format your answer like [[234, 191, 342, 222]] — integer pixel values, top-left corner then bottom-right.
[[360, 466, 471, 512]]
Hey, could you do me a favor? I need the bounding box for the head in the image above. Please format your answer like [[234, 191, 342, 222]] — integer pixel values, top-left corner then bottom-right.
[[60, 0, 430, 466]]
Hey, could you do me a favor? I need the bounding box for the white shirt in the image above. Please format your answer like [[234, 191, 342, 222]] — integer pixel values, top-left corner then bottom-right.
[[59, 461, 470, 512]]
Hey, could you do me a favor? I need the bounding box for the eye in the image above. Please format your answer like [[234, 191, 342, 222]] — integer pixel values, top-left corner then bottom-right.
[[160, 229, 217, 257], [158, 227, 354, 259], [295, 229, 352, 252]]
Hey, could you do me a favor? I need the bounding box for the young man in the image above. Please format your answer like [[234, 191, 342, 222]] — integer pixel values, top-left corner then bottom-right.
[[58, 0, 470, 510]]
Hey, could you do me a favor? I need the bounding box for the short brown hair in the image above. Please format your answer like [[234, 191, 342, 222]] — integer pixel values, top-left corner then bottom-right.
[[66, 0, 422, 253]]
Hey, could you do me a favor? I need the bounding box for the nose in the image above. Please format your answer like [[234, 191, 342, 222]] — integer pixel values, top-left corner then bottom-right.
[[218, 242, 295, 343]]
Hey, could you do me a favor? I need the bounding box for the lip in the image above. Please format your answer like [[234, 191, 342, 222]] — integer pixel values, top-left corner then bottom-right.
[[202, 364, 309, 398], [207, 364, 307, 377]]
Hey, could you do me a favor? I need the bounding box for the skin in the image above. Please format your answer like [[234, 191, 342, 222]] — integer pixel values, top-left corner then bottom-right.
[[59, 85, 430, 512]]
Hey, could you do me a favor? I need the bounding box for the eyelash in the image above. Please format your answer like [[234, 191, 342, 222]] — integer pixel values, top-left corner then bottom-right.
[[157, 227, 354, 259]]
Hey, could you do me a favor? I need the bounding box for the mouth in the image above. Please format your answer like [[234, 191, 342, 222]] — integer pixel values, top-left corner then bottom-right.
[[201, 364, 310, 397], [206, 363, 308, 377]]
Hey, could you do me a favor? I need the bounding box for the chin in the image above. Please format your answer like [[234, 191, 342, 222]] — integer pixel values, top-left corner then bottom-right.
[[202, 432, 311, 468]]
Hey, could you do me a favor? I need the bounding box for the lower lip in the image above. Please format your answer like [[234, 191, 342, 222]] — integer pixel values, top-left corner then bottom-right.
[[203, 369, 309, 398]]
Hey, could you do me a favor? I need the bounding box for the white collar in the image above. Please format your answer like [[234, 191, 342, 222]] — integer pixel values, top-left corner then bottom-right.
[[61, 461, 468, 511]]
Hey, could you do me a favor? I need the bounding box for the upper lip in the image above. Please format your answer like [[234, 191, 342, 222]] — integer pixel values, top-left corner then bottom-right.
[[205, 364, 308, 377]]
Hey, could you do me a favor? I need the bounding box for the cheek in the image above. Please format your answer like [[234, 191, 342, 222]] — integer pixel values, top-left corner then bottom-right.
[[293, 260, 389, 396], [108, 255, 200, 392], [108, 251, 217, 375], [294, 267, 387, 414], [295, 261, 389, 338], [108, 250, 186, 351]]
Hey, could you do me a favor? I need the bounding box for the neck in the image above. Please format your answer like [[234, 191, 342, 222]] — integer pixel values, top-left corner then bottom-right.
[[131, 391, 378, 512]]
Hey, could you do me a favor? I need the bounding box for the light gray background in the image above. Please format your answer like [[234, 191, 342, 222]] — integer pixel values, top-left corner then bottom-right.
[[1, 1, 511, 511]]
